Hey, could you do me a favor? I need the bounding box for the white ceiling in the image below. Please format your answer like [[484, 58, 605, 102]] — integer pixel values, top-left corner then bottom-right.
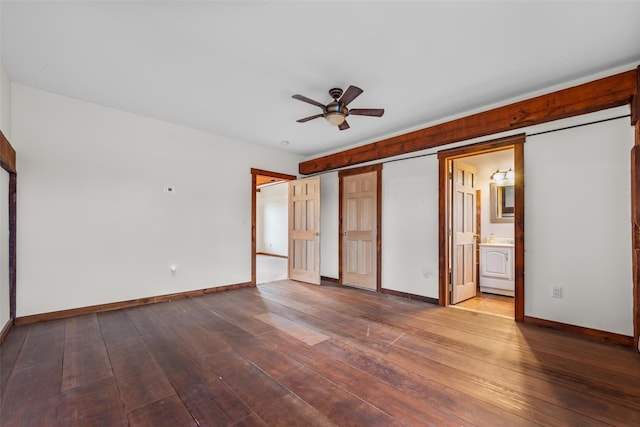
[[2, 1, 640, 157]]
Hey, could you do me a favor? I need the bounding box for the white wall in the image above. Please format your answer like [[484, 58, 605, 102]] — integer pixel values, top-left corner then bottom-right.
[[0, 0, 11, 139], [12, 83, 302, 317], [320, 172, 338, 279], [256, 182, 287, 256], [525, 117, 633, 335], [316, 108, 634, 337], [382, 156, 440, 298], [0, 58, 11, 331], [0, 62, 10, 138]]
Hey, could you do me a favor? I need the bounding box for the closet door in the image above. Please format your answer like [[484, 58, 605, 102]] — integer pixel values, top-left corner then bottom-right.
[[342, 171, 377, 290]]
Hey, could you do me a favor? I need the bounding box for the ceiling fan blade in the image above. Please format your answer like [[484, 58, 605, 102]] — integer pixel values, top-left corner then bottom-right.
[[339, 85, 363, 107], [349, 108, 385, 117], [292, 94, 326, 109], [296, 114, 324, 123], [338, 120, 350, 131]]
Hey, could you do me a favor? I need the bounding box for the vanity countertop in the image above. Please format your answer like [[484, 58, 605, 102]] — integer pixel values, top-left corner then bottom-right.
[[479, 242, 514, 248]]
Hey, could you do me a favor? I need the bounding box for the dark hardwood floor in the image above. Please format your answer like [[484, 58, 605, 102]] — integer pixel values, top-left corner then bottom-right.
[[1, 280, 639, 426]]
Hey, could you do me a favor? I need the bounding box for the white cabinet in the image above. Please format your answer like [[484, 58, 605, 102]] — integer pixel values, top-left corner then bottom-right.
[[479, 244, 514, 296]]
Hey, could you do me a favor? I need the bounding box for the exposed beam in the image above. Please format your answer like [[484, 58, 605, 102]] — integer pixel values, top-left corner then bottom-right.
[[0, 131, 16, 174], [300, 69, 637, 175]]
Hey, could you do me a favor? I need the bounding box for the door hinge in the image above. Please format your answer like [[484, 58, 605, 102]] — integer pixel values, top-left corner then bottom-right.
[[448, 272, 453, 292]]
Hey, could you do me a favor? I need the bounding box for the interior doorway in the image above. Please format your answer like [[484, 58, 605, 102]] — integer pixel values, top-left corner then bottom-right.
[[251, 169, 296, 285], [255, 178, 289, 284], [437, 135, 525, 321]]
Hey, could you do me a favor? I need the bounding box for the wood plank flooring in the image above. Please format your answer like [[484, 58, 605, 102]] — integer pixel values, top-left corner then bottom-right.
[[453, 292, 515, 318], [1, 280, 639, 426]]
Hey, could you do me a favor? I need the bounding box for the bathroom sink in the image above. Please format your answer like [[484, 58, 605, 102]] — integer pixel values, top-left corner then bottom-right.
[[479, 242, 514, 247]]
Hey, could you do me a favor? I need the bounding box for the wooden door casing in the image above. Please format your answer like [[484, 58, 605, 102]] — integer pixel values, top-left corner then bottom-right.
[[438, 137, 524, 322], [251, 168, 296, 286]]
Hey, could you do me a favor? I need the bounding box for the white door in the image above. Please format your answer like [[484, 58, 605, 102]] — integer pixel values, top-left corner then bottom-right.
[[288, 177, 321, 285], [451, 161, 477, 304], [342, 171, 377, 290]]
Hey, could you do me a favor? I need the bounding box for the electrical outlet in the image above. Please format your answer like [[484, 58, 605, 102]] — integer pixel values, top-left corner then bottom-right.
[[552, 286, 562, 298], [164, 185, 176, 194]]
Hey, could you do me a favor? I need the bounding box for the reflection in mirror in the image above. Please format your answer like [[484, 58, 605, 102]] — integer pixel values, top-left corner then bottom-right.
[[490, 183, 514, 223]]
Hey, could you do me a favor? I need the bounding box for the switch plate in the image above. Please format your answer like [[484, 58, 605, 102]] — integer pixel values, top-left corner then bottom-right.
[[552, 286, 562, 298]]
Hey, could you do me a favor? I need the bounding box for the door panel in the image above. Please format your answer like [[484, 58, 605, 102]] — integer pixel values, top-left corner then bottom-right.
[[451, 161, 477, 304], [288, 177, 320, 285], [342, 171, 377, 290]]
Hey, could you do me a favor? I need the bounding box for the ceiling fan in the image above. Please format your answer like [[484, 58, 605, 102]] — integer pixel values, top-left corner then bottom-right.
[[292, 85, 384, 130]]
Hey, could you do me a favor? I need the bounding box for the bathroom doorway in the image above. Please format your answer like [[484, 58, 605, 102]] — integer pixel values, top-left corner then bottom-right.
[[437, 135, 525, 321]]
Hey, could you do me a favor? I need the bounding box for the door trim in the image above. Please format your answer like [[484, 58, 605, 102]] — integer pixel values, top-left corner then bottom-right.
[[250, 168, 296, 285], [338, 164, 382, 291], [0, 131, 16, 343], [437, 134, 525, 321]]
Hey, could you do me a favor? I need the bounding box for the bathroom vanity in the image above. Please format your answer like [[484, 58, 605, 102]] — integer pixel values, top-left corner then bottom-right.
[[479, 242, 515, 297]]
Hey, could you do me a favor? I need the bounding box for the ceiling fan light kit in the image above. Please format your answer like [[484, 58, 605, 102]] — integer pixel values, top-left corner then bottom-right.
[[325, 111, 346, 126], [292, 85, 384, 131]]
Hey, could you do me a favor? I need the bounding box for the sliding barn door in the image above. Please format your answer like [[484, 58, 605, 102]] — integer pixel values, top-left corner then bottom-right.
[[451, 161, 477, 304], [342, 171, 377, 290], [288, 177, 321, 285]]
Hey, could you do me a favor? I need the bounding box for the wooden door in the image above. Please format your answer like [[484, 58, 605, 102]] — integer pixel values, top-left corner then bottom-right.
[[451, 161, 477, 304], [342, 171, 377, 290], [288, 177, 321, 285]]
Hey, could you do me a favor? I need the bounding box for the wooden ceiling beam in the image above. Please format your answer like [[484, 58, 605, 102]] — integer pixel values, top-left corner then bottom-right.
[[0, 131, 16, 174], [299, 69, 638, 175]]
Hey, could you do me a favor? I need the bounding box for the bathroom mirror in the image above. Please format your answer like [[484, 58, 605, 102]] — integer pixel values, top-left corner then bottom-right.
[[490, 183, 514, 223]]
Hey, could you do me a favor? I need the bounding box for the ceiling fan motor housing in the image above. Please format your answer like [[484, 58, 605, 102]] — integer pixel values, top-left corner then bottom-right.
[[329, 88, 343, 100], [326, 101, 349, 116]]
